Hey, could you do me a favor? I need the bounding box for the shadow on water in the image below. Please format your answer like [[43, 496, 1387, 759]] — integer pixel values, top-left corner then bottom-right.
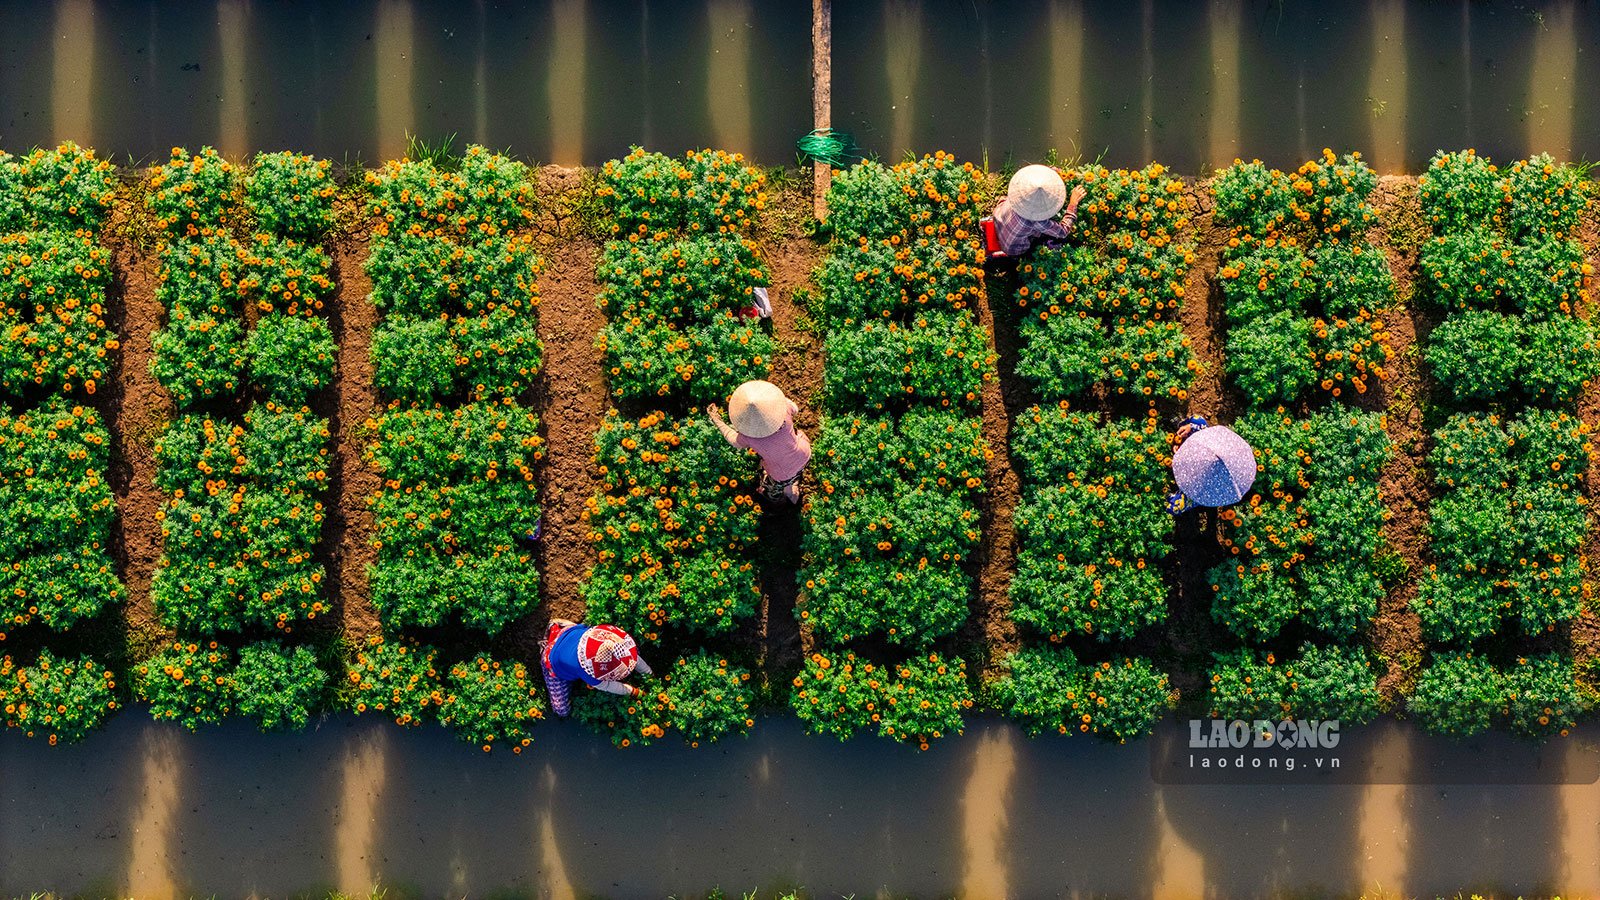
[[3, 1, 1597, 170], [3, 714, 1598, 896]]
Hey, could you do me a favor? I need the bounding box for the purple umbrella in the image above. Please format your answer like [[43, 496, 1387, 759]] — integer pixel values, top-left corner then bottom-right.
[[1171, 426, 1257, 507]]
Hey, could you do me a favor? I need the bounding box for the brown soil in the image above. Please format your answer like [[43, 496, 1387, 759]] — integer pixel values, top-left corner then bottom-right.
[[327, 212, 383, 644], [1573, 197, 1600, 687], [103, 182, 173, 657], [1166, 180, 1234, 707], [1367, 176, 1430, 706], [528, 166, 607, 628], [753, 233, 825, 675]]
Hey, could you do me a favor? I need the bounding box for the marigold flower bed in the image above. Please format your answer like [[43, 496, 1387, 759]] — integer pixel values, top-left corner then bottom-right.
[[0, 143, 124, 746], [364, 147, 545, 638], [1212, 151, 1396, 408]]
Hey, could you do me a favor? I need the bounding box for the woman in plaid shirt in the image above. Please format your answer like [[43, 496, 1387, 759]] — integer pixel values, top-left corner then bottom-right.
[[991, 164, 1088, 257]]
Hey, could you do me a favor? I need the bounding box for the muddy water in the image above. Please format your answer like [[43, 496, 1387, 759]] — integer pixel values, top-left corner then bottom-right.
[[1, 715, 1597, 898], [2, 0, 1598, 170]]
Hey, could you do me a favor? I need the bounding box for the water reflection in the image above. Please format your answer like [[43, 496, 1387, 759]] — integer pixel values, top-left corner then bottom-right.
[[51, 0, 95, 145], [373, 0, 415, 162], [2, 714, 1599, 896]]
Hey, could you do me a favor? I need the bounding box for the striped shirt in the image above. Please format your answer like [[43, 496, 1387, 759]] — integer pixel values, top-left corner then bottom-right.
[[992, 198, 1077, 256]]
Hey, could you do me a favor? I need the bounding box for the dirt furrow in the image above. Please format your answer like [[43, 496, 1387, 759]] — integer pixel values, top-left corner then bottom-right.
[[328, 218, 383, 643], [1572, 196, 1600, 683], [104, 183, 172, 656], [1369, 175, 1429, 705], [530, 166, 606, 627], [756, 234, 824, 675]]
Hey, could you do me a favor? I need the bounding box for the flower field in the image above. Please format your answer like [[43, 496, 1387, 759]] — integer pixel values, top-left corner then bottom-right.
[[0, 143, 123, 745], [573, 149, 769, 747], [1408, 151, 1594, 736], [0, 141, 1597, 750], [790, 153, 993, 747]]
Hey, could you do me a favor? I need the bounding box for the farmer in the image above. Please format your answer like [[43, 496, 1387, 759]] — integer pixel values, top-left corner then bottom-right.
[[707, 379, 812, 504], [540, 619, 653, 717], [1166, 416, 1257, 515], [983, 164, 1089, 259]]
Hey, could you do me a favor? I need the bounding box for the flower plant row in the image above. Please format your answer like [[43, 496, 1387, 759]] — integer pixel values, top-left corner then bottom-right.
[[593, 149, 772, 407], [575, 149, 773, 748], [1417, 410, 1590, 644], [787, 153, 995, 749], [1212, 151, 1396, 408], [1014, 163, 1197, 403], [0, 143, 125, 747], [1207, 407, 1392, 643], [146, 148, 335, 637], [1417, 151, 1597, 407], [365, 147, 545, 634]]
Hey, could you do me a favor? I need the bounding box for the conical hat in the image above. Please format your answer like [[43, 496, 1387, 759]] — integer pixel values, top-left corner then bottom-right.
[[729, 380, 788, 438], [1007, 164, 1067, 221]]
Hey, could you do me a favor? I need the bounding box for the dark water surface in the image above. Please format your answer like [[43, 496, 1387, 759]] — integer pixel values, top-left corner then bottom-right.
[[1, 1, 1596, 171], [2, 713, 1598, 897]]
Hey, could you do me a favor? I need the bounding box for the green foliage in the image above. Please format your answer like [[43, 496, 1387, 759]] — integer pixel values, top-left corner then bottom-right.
[[366, 145, 535, 235], [598, 147, 767, 237], [1414, 651, 1586, 740], [148, 146, 239, 235], [1009, 406, 1171, 640], [367, 147, 541, 403], [818, 155, 990, 411], [0, 142, 118, 232], [990, 646, 1170, 742], [367, 400, 544, 633], [246, 151, 336, 239], [136, 640, 235, 730], [1419, 150, 1584, 241], [0, 399, 122, 633], [1417, 411, 1589, 643], [246, 312, 337, 401], [1208, 408, 1390, 642], [1503, 653, 1589, 739], [442, 653, 547, 752], [346, 636, 444, 727], [821, 310, 993, 412], [233, 642, 328, 732], [1015, 164, 1195, 403], [573, 652, 755, 748], [0, 649, 117, 744], [1217, 235, 1393, 407], [1408, 651, 1504, 737], [790, 649, 970, 747], [150, 226, 338, 407], [0, 231, 118, 397], [1213, 153, 1394, 408], [1418, 151, 1596, 407], [582, 411, 761, 639], [151, 403, 330, 633], [1417, 149, 1502, 233], [592, 165, 774, 404], [1207, 643, 1381, 724], [798, 411, 987, 645]]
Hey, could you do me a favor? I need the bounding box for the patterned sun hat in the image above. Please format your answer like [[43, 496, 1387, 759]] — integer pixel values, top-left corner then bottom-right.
[[578, 624, 640, 682], [729, 380, 789, 438]]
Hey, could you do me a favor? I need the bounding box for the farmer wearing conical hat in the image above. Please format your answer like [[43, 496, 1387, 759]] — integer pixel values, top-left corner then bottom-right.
[[984, 163, 1088, 259], [707, 380, 812, 504], [540, 619, 653, 717]]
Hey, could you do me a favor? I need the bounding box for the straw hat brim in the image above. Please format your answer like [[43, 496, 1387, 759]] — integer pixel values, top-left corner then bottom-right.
[[1007, 164, 1067, 221], [729, 380, 788, 438]]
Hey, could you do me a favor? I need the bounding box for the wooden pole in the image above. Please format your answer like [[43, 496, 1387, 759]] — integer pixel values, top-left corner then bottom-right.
[[812, 0, 831, 220]]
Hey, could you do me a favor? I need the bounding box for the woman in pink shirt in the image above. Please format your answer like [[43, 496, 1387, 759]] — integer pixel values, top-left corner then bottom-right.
[[707, 380, 812, 503]]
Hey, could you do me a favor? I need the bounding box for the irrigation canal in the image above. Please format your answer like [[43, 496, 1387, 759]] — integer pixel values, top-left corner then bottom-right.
[[1, 0, 1599, 172], [2, 715, 1599, 898]]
